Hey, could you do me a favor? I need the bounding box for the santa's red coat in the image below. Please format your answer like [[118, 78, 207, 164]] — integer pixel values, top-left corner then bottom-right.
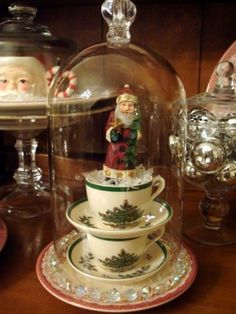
[[104, 111, 136, 170]]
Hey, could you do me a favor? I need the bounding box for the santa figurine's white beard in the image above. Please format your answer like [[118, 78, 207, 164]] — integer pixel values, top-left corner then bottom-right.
[[115, 106, 136, 127], [0, 90, 44, 102]]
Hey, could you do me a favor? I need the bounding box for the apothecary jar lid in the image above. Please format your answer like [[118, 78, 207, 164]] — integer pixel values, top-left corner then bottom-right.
[[0, 3, 76, 57]]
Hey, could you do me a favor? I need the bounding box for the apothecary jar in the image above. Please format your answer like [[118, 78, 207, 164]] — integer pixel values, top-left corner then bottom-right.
[[44, 0, 196, 310], [0, 3, 76, 218]]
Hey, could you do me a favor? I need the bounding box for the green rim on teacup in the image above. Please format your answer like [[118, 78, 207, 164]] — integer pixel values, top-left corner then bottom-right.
[[85, 179, 152, 192]]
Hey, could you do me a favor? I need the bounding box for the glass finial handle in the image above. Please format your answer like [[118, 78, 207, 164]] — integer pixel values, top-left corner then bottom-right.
[[9, 3, 37, 22], [101, 0, 136, 46], [213, 61, 235, 95]]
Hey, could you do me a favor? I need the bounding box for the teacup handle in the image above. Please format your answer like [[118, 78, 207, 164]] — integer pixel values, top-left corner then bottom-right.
[[150, 175, 165, 201], [145, 227, 165, 252]]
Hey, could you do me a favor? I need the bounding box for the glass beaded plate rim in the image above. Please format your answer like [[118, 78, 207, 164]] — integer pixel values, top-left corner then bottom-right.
[[36, 241, 197, 312]]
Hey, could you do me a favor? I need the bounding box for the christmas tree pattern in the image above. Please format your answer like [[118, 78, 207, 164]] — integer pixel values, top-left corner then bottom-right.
[[99, 199, 144, 227], [79, 252, 97, 271], [99, 248, 139, 272], [78, 215, 96, 228]]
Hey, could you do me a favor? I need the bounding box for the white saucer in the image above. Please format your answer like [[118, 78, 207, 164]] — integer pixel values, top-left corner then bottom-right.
[[66, 198, 172, 238], [67, 237, 168, 284]]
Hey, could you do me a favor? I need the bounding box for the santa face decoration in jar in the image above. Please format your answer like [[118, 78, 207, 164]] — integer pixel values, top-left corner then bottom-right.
[[0, 56, 47, 100]]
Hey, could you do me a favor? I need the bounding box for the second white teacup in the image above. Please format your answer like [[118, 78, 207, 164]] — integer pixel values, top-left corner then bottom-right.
[[85, 171, 165, 228], [86, 227, 164, 272]]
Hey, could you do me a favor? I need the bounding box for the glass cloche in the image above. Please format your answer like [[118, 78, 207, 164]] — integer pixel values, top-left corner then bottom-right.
[[43, 0, 196, 310], [0, 3, 76, 218]]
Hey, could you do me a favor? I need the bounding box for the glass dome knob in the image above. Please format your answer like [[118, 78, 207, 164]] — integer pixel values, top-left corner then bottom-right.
[[213, 61, 235, 95], [8, 3, 37, 22], [101, 0, 136, 46]]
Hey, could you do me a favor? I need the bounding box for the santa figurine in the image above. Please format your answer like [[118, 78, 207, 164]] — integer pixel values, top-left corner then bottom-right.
[[0, 56, 47, 100], [103, 84, 142, 179]]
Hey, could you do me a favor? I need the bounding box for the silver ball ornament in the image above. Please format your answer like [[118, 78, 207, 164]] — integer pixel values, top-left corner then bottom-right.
[[191, 138, 226, 173], [187, 108, 218, 140], [168, 135, 182, 159], [216, 161, 236, 184], [216, 133, 233, 157], [220, 113, 236, 138], [184, 159, 207, 183]]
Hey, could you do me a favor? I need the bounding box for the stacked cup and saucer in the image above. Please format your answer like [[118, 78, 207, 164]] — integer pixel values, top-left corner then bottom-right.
[[66, 165, 173, 285]]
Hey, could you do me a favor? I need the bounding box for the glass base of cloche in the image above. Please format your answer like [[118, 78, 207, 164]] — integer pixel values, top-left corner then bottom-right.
[[184, 216, 236, 246], [0, 182, 51, 219], [36, 232, 197, 312]]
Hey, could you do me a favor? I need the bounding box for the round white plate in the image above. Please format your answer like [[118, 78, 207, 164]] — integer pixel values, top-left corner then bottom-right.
[[66, 198, 172, 238], [67, 237, 168, 284]]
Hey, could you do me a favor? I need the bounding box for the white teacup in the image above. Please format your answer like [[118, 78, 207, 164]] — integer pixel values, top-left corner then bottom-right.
[[87, 227, 164, 272], [85, 172, 165, 227]]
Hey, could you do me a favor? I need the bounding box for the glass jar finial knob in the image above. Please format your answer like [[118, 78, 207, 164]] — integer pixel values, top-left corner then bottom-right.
[[213, 61, 235, 95], [9, 3, 37, 22], [101, 0, 136, 46]]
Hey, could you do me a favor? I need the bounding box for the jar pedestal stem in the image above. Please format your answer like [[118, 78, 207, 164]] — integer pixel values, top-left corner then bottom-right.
[[0, 131, 50, 219], [184, 191, 236, 246]]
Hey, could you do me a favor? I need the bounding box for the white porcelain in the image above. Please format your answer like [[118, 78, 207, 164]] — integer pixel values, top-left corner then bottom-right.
[[67, 236, 168, 284], [86, 227, 164, 272], [66, 198, 172, 238], [85, 171, 165, 227]]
